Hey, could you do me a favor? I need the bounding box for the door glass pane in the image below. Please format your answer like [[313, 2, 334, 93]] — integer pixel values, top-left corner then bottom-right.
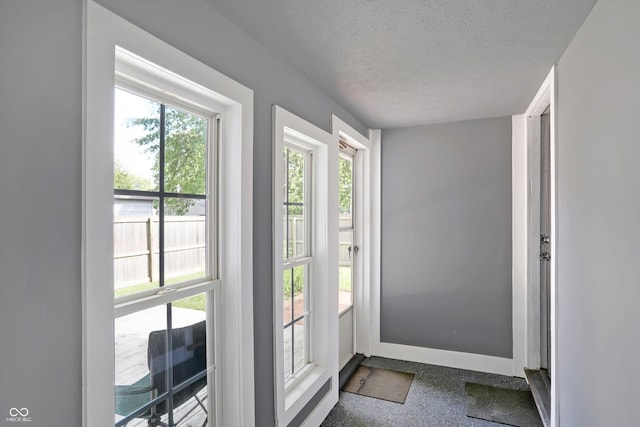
[[114, 88, 160, 192], [339, 155, 353, 228], [164, 198, 206, 285], [114, 197, 160, 298], [163, 106, 207, 196], [339, 230, 353, 313]]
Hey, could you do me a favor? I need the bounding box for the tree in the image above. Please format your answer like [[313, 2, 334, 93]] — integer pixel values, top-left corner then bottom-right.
[[127, 105, 207, 215], [114, 161, 153, 191], [338, 156, 352, 215]]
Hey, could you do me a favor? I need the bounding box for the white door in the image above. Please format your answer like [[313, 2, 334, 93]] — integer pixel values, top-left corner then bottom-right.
[[338, 143, 357, 369]]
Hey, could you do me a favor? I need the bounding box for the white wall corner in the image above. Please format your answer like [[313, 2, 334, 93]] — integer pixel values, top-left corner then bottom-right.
[[367, 129, 382, 358]]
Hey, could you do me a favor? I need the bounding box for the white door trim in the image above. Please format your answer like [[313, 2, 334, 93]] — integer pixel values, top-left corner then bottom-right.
[[512, 66, 558, 426], [330, 115, 375, 359]]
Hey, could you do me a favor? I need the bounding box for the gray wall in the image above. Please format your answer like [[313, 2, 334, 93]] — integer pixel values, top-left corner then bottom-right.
[[556, 0, 640, 424], [0, 1, 366, 426], [381, 117, 512, 358], [0, 1, 83, 425]]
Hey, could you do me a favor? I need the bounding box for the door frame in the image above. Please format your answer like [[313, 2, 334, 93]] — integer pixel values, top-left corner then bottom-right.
[[512, 67, 558, 426], [331, 115, 375, 358]]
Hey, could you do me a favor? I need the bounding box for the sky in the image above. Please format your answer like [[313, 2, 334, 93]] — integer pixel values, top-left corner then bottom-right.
[[114, 87, 156, 182]]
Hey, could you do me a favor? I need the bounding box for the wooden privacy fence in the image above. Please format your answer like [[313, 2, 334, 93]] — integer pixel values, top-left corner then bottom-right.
[[115, 214, 353, 288], [114, 216, 205, 288], [287, 215, 353, 266]]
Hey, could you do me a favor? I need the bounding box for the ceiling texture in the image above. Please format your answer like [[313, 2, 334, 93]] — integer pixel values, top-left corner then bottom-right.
[[209, 0, 597, 129]]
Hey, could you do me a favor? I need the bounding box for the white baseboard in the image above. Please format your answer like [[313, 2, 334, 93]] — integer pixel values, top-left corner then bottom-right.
[[373, 342, 514, 376]]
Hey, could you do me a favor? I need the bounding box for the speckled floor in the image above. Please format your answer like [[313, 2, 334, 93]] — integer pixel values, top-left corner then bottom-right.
[[321, 356, 534, 427]]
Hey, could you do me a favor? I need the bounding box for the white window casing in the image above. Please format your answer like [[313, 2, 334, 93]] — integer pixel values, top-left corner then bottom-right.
[[83, 2, 254, 426], [273, 106, 339, 426]]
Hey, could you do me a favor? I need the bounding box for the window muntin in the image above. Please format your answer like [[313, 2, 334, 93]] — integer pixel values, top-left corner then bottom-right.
[[282, 145, 312, 383], [338, 148, 355, 314], [114, 87, 212, 299]]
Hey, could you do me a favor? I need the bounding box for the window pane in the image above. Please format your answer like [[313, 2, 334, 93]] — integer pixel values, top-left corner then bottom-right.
[[283, 324, 293, 382], [293, 320, 306, 374], [114, 88, 159, 192], [114, 197, 160, 298], [283, 265, 307, 380], [287, 206, 306, 258], [339, 230, 353, 313], [164, 198, 207, 285], [114, 305, 167, 423], [339, 155, 353, 228], [164, 106, 207, 195], [114, 296, 209, 427], [283, 268, 293, 326], [168, 295, 209, 426], [286, 147, 305, 204]]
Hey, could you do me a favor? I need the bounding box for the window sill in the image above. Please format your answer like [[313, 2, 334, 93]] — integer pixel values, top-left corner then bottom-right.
[[283, 366, 330, 424]]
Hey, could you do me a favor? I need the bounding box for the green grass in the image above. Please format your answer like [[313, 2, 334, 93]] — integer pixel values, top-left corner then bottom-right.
[[116, 267, 351, 313], [114, 272, 207, 311], [339, 266, 352, 292]]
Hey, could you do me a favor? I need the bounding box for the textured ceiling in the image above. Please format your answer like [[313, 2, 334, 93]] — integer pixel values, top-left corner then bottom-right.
[[209, 0, 596, 129]]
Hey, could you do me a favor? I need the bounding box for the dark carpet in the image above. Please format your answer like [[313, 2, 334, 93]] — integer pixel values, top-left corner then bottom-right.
[[466, 382, 542, 427]]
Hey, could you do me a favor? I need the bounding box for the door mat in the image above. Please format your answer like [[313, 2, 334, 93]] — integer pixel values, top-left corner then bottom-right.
[[465, 382, 543, 427], [342, 365, 414, 404]]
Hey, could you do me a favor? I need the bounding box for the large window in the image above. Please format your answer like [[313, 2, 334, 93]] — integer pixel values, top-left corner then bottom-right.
[[113, 86, 215, 427], [282, 146, 312, 382], [273, 106, 338, 426], [85, 4, 255, 426]]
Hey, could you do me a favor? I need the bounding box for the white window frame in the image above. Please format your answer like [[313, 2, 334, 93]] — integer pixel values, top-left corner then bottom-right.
[[282, 143, 313, 384], [83, 2, 254, 426], [273, 106, 338, 427]]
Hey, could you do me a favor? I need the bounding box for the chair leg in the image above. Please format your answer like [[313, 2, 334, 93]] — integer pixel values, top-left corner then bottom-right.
[[148, 414, 169, 427], [194, 395, 208, 414]]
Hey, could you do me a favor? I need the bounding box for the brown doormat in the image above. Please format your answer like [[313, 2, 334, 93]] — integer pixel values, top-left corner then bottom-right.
[[342, 365, 414, 404], [466, 382, 543, 427]]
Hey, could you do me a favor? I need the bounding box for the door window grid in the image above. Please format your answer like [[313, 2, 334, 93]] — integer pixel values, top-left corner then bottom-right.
[[113, 86, 216, 427], [282, 145, 312, 383]]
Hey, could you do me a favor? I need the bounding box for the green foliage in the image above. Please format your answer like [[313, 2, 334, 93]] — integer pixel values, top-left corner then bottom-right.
[[114, 161, 153, 191], [338, 156, 352, 214], [283, 267, 305, 298], [285, 148, 304, 216], [127, 105, 207, 215]]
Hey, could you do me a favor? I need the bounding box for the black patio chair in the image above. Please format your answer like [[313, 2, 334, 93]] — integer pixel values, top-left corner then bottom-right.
[[115, 320, 208, 427]]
